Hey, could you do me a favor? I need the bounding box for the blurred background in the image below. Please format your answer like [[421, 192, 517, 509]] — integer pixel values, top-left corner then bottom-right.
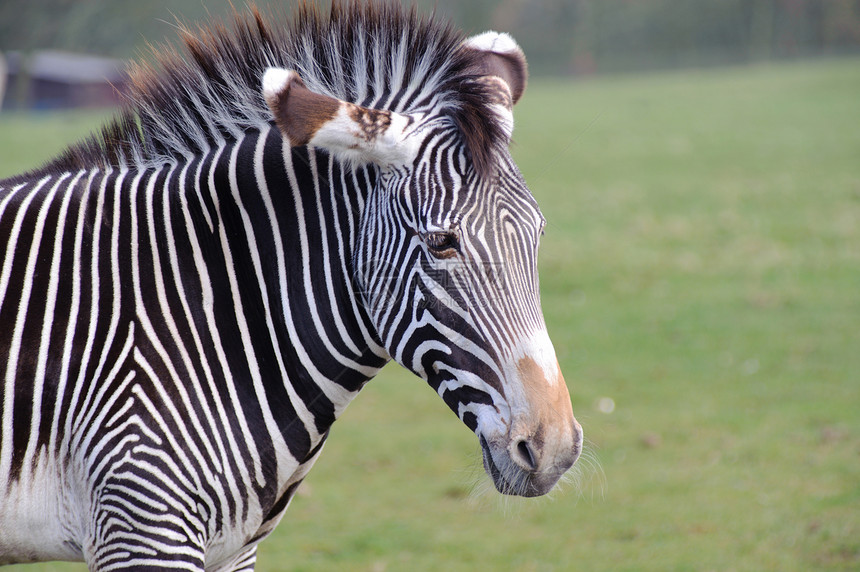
[[1, 1, 859, 571], [3, 0, 860, 109]]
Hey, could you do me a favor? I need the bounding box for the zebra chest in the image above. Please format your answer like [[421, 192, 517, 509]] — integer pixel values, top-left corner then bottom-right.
[[13, 328, 310, 563], [0, 462, 84, 564]]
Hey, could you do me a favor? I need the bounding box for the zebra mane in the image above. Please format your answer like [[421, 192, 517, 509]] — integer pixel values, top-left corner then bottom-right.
[[38, 1, 508, 178]]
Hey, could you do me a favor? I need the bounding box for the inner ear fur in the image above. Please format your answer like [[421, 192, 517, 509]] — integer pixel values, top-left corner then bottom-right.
[[262, 68, 340, 146], [262, 67, 419, 166], [469, 50, 527, 105], [462, 32, 528, 106]]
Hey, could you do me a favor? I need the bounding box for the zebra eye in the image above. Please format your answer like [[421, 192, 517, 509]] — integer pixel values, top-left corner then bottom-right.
[[423, 231, 459, 256]]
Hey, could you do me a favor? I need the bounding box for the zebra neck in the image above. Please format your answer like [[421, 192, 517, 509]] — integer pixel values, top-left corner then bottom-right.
[[151, 126, 389, 438]]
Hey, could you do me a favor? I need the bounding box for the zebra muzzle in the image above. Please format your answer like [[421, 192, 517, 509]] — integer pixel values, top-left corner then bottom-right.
[[477, 350, 583, 497], [479, 414, 583, 498]]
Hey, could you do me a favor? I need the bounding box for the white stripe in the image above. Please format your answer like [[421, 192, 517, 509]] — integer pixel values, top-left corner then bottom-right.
[[244, 130, 323, 456], [329, 162, 387, 358], [0, 173, 69, 482], [0, 176, 52, 315], [129, 166, 240, 507], [137, 163, 224, 471], [277, 142, 356, 414], [20, 170, 85, 475], [175, 154, 254, 517], [50, 169, 102, 462], [78, 327, 140, 458], [164, 159, 235, 473], [301, 148, 376, 371], [179, 144, 257, 520], [68, 169, 130, 450], [219, 135, 290, 485]]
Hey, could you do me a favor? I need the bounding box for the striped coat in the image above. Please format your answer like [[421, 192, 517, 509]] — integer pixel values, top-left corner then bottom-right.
[[0, 3, 581, 569]]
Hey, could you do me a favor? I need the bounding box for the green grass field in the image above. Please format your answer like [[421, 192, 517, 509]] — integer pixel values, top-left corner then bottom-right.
[[1, 58, 858, 571]]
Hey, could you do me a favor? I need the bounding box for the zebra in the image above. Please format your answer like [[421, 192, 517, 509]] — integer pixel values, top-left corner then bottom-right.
[[0, 2, 582, 570]]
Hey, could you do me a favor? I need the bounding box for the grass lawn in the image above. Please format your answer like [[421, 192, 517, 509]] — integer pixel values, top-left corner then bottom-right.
[[1, 57, 858, 571]]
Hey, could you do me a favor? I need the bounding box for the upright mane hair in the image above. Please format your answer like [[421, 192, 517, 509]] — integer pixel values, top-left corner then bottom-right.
[[36, 1, 507, 178]]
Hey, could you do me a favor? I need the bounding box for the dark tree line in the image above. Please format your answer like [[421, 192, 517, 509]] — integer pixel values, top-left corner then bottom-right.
[[2, 0, 859, 75], [437, 0, 860, 74]]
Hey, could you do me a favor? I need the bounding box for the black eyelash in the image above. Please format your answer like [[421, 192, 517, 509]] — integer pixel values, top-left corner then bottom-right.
[[424, 231, 459, 255]]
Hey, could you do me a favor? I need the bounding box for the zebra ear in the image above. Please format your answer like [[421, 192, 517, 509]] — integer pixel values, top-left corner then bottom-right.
[[262, 68, 419, 167], [462, 32, 528, 109]]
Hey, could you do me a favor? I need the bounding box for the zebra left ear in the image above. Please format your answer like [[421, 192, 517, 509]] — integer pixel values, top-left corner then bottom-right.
[[262, 68, 420, 167], [462, 32, 529, 109]]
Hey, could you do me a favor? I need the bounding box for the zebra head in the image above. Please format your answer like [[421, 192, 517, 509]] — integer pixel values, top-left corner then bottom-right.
[[263, 33, 581, 497]]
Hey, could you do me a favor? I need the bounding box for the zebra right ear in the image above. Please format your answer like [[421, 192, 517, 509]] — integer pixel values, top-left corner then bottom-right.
[[262, 68, 419, 167], [462, 32, 528, 108]]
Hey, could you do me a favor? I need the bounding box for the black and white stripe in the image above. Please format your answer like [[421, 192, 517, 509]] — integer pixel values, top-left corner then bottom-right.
[[0, 3, 581, 569]]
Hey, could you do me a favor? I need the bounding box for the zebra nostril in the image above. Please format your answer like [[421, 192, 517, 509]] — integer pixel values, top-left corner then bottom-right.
[[515, 439, 538, 472]]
